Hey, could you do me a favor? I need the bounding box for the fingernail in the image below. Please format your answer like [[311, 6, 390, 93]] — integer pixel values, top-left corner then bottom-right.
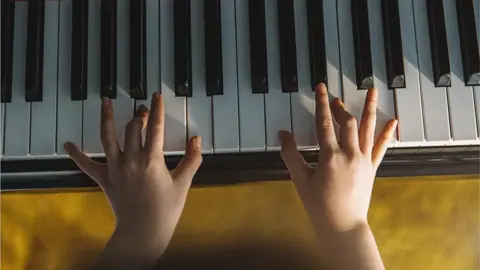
[[136, 104, 148, 116], [152, 92, 160, 100], [316, 83, 327, 93], [63, 142, 73, 154], [368, 88, 378, 98], [278, 130, 288, 144], [333, 98, 344, 107]]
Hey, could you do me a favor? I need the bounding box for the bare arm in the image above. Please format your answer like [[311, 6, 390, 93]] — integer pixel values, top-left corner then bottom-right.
[[280, 84, 397, 270]]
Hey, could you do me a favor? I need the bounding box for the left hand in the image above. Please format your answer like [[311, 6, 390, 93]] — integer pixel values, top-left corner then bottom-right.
[[64, 92, 202, 257]]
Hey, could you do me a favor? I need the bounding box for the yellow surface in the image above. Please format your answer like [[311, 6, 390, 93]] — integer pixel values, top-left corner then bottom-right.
[[2, 175, 479, 270]]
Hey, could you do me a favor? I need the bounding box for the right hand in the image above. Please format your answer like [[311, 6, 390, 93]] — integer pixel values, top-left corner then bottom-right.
[[279, 84, 397, 232]]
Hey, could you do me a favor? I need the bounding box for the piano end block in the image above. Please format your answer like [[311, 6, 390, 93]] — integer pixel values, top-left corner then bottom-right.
[[358, 76, 374, 90], [252, 78, 269, 94], [434, 74, 451, 88], [175, 82, 192, 97], [389, 74, 406, 89], [130, 84, 147, 100], [71, 87, 88, 101], [465, 73, 480, 86]]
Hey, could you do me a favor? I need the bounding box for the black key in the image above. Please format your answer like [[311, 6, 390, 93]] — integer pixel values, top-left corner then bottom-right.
[[306, 0, 327, 91], [71, 0, 89, 101], [277, 0, 298, 93], [1, 0, 15, 103], [204, 0, 223, 96], [382, 0, 405, 89], [25, 0, 45, 102], [101, 0, 117, 98], [426, 0, 451, 87], [249, 0, 268, 94], [351, 0, 373, 90], [456, 0, 480, 86], [174, 0, 192, 97], [130, 0, 147, 99]]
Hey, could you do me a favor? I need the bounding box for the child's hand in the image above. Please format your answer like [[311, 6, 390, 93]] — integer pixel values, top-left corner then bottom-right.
[[280, 84, 397, 233], [64, 93, 202, 266]]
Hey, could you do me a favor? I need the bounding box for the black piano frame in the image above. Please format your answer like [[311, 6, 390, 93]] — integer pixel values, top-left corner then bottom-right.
[[1, 146, 479, 190]]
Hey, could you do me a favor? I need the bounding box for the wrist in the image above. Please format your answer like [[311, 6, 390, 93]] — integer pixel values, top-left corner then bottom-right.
[[94, 225, 169, 270], [115, 217, 175, 251], [310, 213, 370, 235]]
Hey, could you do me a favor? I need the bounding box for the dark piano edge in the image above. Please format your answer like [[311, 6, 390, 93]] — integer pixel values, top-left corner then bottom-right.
[[1, 146, 479, 191]]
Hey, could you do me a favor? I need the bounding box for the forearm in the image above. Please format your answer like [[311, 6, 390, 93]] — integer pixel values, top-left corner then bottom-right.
[[315, 222, 384, 270], [94, 223, 172, 270]]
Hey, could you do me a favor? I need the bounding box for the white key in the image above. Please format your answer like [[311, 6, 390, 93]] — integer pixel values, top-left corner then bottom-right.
[[264, 0, 291, 151], [475, 86, 480, 137], [136, 0, 160, 116], [394, 0, 424, 142], [474, 0, 480, 138], [236, 0, 266, 152], [338, 0, 364, 121], [367, 0, 396, 141], [413, 0, 450, 141], [115, 0, 135, 148], [444, 0, 477, 140], [30, 0, 59, 156], [83, 0, 102, 155], [324, 0, 342, 98], [57, 0, 83, 156], [212, 0, 240, 154], [188, 0, 213, 154], [4, 2, 30, 158], [291, 0, 315, 150], [161, 0, 187, 154]]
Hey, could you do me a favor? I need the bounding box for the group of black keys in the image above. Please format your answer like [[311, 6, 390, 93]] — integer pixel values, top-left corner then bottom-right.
[[1, 0, 479, 104]]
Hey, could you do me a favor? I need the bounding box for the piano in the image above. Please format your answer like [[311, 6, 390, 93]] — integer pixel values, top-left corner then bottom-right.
[[1, 0, 479, 190]]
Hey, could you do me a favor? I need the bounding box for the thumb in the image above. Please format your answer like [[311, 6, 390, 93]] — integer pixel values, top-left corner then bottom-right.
[[172, 136, 203, 187], [372, 119, 397, 169], [64, 142, 108, 189], [279, 131, 312, 186]]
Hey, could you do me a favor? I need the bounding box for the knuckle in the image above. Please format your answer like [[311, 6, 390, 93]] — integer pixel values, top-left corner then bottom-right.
[[346, 151, 361, 162], [100, 126, 112, 140], [126, 118, 142, 129], [321, 147, 338, 161], [368, 101, 377, 110], [345, 116, 357, 127], [189, 150, 203, 165], [195, 154, 203, 166], [319, 116, 333, 129], [145, 152, 164, 166]]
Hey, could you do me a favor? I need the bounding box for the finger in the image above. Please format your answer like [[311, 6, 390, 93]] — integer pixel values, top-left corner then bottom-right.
[[315, 84, 338, 150], [359, 88, 378, 155], [330, 98, 359, 152], [64, 142, 108, 189], [372, 119, 398, 169], [145, 92, 164, 153], [279, 131, 312, 186], [172, 136, 203, 188], [124, 105, 149, 155], [101, 98, 121, 160]]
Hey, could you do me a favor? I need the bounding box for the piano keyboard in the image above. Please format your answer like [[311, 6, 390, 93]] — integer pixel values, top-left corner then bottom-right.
[[1, 0, 480, 161]]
